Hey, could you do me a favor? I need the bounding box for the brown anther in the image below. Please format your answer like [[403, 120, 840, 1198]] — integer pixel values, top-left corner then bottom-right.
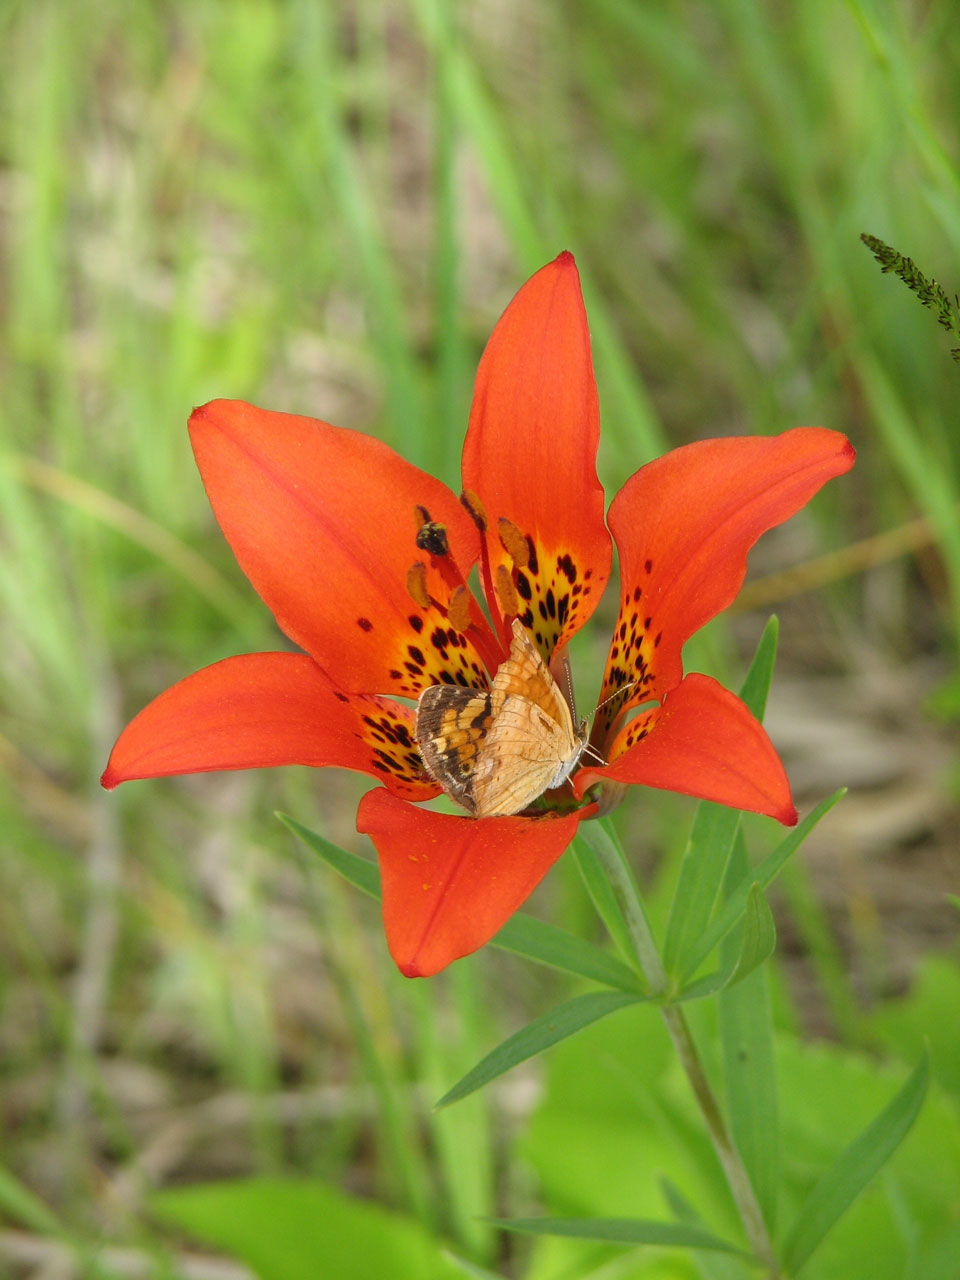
[[406, 561, 430, 609], [495, 563, 519, 617], [416, 521, 449, 558], [498, 516, 529, 568], [447, 585, 472, 633], [460, 489, 488, 533], [413, 504, 431, 531]]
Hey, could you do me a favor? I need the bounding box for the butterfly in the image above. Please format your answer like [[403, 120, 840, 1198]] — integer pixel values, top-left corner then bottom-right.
[[416, 617, 589, 817]]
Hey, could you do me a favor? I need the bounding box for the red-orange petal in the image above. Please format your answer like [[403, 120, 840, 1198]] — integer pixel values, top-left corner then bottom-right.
[[576, 673, 797, 825], [189, 400, 487, 698], [101, 652, 438, 802], [594, 428, 855, 739], [461, 253, 612, 662], [357, 789, 588, 977]]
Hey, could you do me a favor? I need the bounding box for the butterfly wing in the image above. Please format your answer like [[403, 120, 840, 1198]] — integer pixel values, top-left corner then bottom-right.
[[416, 684, 494, 814], [472, 620, 584, 818]]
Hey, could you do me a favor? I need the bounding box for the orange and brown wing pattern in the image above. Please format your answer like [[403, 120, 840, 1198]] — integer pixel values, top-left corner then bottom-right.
[[472, 620, 585, 818], [488, 619, 574, 727], [416, 621, 587, 819], [416, 685, 493, 814]]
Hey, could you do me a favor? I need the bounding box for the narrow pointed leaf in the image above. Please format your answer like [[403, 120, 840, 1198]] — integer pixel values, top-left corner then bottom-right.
[[660, 1181, 754, 1280], [681, 788, 846, 981], [492, 913, 643, 994], [737, 616, 780, 721], [571, 832, 638, 966], [662, 619, 779, 976], [282, 813, 641, 991], [781, 1053, 929, 1275], [436, 991, 645, 1108], [675, 883, 776, 1000], [487, 1216, 752, 1256], [719, 833, 779, 1233], [280, 812, 382, 897]]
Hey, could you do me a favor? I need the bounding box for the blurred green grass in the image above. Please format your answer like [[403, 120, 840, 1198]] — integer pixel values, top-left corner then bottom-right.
[[1, 0, 958, 1274]]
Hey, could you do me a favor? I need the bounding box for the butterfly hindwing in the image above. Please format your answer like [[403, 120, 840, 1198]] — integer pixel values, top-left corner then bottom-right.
[[415, 684, 494, 814]]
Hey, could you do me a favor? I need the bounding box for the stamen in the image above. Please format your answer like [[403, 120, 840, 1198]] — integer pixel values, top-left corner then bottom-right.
[[408, 512, 506, 675], [495, 563, 519, 618], [447, 585, 472, 634], [460, 489, 487, 532], [406, 562, 431, 609], [498, 517, 529, 568], [459, 491, 511, 649], [416, 521, 450, 558]]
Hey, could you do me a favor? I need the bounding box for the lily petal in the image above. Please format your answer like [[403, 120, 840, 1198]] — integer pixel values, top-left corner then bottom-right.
[[101, 652, 438, 802], [189, 400, 488, 698], [357, 789, 588, 976], [595, 428, 855, 738], [576, 672, 797, 825], [461, 253, 612, 662]]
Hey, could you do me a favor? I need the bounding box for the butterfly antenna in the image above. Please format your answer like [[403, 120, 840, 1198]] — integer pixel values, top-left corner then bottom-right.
[[560, 653, 579, 721], [589, 680, 638, 718]]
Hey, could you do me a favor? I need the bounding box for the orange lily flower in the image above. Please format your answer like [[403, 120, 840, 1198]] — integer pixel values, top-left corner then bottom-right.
[[103, 253, 855, 977]]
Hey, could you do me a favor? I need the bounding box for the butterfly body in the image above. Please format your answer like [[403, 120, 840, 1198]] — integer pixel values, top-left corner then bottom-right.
[[416, 618, 588, 817]]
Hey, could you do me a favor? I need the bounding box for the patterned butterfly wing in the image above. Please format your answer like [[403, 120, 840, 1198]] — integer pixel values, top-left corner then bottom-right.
[[472, 620, 586, 818], [415, 685, 494, 814]]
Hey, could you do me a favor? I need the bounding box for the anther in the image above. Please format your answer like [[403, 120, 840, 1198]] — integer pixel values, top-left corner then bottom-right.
[[460, 489, 488, 533], [416, 521, 449, 558], [495, 564, 519, 617], [406, 562, 430, 609], [498, 517, 529, 568], [447, 585, 472, 633], [413, 504, 431, 530]]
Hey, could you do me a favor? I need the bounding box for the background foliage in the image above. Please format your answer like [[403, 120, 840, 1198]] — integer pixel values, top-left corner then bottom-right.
[[1, 0, 958, 1276]]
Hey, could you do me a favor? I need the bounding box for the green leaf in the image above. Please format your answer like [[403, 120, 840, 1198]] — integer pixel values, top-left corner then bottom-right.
[[0, 1163, 63, 1235], [279, 811, 381, 897], [660, 1180, 755, 1280], [152, 1177, 473, 1280], [719, 832, 779, 1233], [680, 788, 845, 981], [674, 883, 776, 1000], [571, 832, 638, 967], [662, 619, 779, 976], [281, 812, 642, 992], [488, 1216, 751, 1255], [493, 913, 643, 994], [736, 615, 780, 720], [781, 1053, 930, 1275], [436, 991, 646, 1108]]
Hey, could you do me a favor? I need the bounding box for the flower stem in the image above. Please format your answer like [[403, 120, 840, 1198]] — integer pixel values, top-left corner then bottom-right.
[[579, 821, 780, 1278]]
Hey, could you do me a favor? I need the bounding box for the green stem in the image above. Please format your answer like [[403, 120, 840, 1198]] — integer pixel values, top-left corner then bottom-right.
[[579, 821, 780, 1278]]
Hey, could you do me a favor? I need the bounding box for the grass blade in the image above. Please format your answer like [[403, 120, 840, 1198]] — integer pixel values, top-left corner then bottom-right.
[[782, 1053, 929, 1275], [487, 1216, 751, 1256], [436, 991, 645, 1108]]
